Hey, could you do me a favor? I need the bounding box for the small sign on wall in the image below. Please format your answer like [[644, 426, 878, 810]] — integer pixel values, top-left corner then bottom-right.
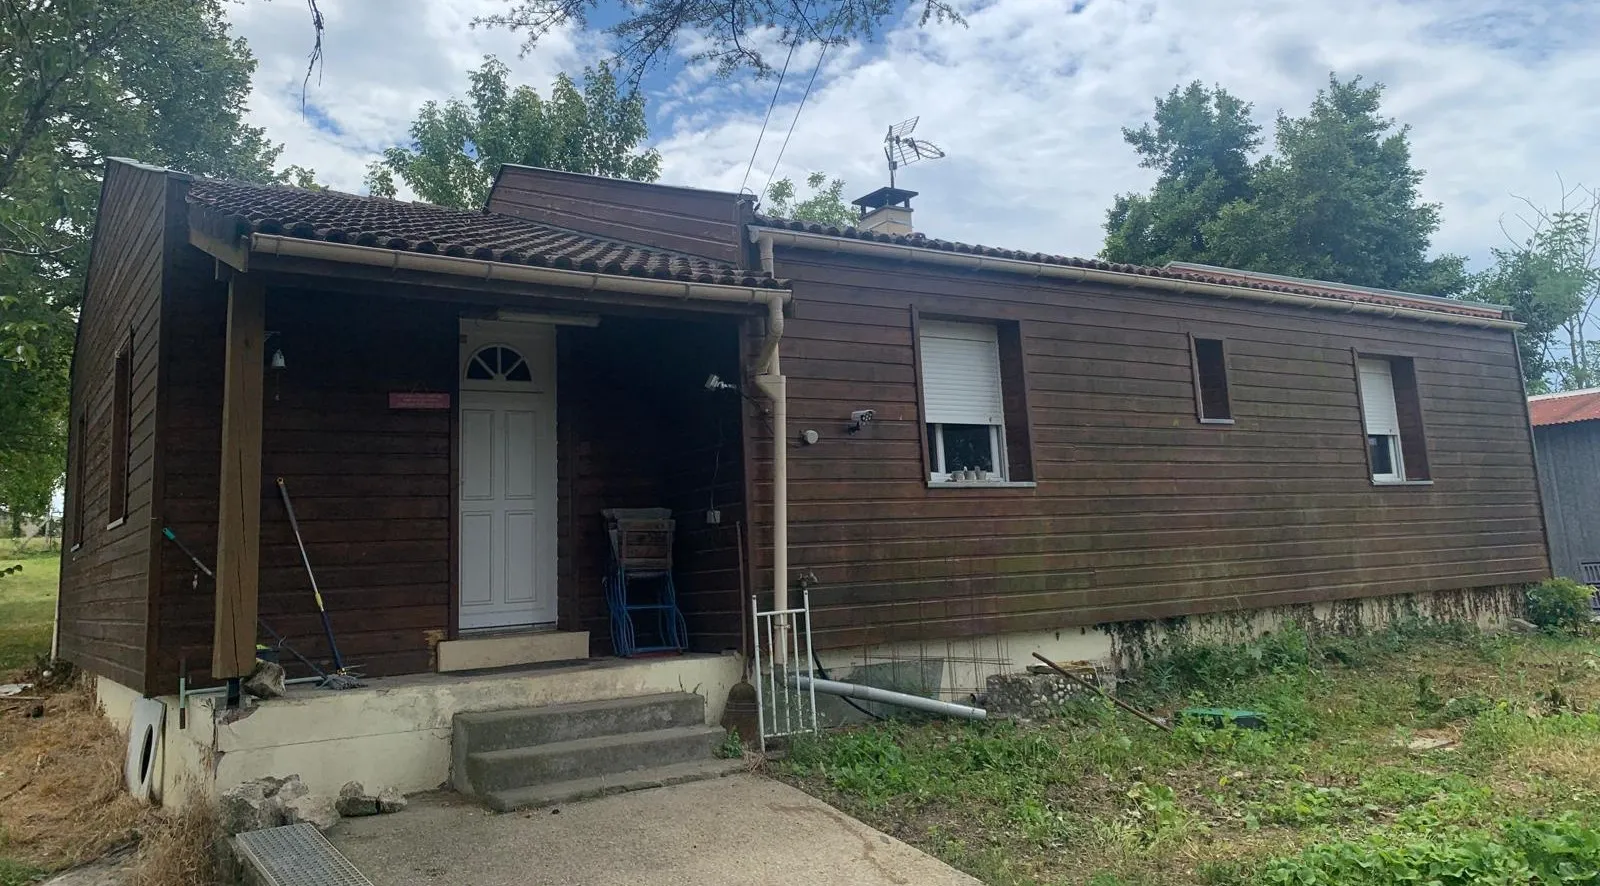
[[389, 392, 451, 410]]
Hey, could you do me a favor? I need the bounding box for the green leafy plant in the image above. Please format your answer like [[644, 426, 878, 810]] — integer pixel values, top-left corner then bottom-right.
[[715, 727, 744, 759], [1526, 579, 1595, 632]]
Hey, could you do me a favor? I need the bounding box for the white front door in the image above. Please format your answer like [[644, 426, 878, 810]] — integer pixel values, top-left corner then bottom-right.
[[458, 322, 557, 631]]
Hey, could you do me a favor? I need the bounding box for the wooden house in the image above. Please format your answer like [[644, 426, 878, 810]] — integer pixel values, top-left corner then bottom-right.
[[59, 159, 1549, 801]]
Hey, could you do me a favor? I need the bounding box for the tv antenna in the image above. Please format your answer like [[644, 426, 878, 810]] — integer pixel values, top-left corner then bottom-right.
[[884, 117, 945, 188]]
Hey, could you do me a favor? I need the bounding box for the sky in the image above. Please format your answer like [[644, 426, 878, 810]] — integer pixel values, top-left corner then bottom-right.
[[225, 0, 1600, 270]]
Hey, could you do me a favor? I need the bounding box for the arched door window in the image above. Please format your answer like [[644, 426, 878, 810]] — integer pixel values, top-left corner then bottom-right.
[[464, 345, 533, 383]]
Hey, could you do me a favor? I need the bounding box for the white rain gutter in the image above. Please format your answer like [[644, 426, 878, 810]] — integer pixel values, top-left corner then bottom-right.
[[247, 232, 795, 652], [752, 235, 789, 653], [750, 227, 1521, 331]]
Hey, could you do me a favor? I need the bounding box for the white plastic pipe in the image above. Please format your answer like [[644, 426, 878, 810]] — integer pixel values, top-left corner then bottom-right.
[[791, 674, 988, 720]]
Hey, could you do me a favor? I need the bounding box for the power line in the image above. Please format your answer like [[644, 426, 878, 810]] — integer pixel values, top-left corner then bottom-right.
[[759, 26, 839, 204], [738, 40, 799, 197]]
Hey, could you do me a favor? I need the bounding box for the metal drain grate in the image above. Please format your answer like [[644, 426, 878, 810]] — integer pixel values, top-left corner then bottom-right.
[[233, 823, 373, 886]]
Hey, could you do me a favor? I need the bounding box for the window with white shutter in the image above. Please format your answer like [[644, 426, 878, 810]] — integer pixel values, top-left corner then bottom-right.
[[1358, 354, 1430, 483], [1358, 356, 1408, 482], [920, 320, 1008, 482]]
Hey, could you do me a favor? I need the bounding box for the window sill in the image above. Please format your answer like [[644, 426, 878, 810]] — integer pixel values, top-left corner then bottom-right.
[[927, 480, 1037, 489], [1371, 479, 1433, 487], [1199, 418, 1235, 426], [105, 517, 126, 531]]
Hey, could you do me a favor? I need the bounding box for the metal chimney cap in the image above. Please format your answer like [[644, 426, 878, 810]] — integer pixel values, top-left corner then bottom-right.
[[851, 186, 919, 212]]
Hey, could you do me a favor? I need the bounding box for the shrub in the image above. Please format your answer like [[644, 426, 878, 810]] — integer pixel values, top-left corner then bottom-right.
[[1526, 579, 1594, 632]]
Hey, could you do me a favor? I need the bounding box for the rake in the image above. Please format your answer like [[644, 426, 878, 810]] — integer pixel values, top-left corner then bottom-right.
[[277, 478, 364, 689]]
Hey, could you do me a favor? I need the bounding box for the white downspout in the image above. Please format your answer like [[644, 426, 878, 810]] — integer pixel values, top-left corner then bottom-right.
[[752, 232, 788, 660]]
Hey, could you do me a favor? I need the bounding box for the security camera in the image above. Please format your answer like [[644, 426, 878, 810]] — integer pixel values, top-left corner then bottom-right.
[[848, 409, 876, 434], [704, 373, 736, 392]]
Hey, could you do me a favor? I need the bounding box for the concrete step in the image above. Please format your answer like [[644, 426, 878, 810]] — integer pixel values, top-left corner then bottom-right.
[[453, 692, 705, 755], [463, 725, 726, 795], [483, 758, 747, 812], [437, 630, 589, 672]]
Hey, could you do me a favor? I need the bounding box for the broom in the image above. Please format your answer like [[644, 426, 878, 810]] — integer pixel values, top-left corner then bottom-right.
[[721, 521, 759, 746]]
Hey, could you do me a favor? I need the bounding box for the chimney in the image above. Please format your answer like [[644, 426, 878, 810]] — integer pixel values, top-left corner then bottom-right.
[[851, 186, 918, 235]]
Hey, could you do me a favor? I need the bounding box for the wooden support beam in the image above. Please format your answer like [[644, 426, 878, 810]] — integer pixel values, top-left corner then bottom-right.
[[213, 275, 266, 679]]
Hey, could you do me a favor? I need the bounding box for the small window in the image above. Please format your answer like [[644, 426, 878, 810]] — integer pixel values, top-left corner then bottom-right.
[[1358, 355, 1430, 483], [107, 336, 132, 526], [920, 320, 1008, 482], [1190, 336, 1233, 423], [464, 344, 531, 383]]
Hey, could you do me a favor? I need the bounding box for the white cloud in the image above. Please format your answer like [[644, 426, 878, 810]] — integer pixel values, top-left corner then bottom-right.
[[653, 0, 1600, 267], [227, 0, 1600, 268], [227, 0, 594, 196]]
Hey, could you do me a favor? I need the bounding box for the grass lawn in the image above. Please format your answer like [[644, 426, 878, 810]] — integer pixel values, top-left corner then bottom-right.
[[778, 623, 1600, 885], [0, 543, 59, 677]]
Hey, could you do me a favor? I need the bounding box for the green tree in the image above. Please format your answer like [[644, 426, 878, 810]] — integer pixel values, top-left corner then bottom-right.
[[367, 57, 660, 209], [1103, 75, 1465, 297], [0, 0, 282, 521], [764, 172, 854, 227], [1103, 82, 1260, 265], [478, 0, 964, 77], [1466, 184, 1600, 392]]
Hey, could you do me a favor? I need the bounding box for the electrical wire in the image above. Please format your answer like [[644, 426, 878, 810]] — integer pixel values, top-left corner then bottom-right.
[[758, 21, 841, 204], [738, 40, 800, 196]]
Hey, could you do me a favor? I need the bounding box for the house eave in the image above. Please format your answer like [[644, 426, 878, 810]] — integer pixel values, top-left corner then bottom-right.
[[208, 233, 793, 306], [749, 224, 1520, 331]]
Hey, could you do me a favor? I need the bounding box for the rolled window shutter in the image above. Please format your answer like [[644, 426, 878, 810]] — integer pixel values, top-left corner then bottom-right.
[[920, 320, 1004, 425], [1358, 357, 1400, 437]]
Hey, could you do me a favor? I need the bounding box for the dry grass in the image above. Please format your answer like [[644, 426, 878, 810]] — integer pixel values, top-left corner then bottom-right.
[[0, 677, 143, 871], [0, 678, 222, 886], [131, 788, 219, 886]]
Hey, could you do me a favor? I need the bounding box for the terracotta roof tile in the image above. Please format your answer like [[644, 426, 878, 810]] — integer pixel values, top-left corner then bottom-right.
[[1529, 388, 1600, 427], [187, 180, 784, 288], [749, 215, 1505, 320]]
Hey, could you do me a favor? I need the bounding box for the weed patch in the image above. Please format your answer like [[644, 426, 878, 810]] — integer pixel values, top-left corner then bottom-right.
[[776, 626, 1600, 885]]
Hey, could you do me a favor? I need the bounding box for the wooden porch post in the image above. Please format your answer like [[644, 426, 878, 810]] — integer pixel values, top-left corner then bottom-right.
[[213, 274, 266, 679]]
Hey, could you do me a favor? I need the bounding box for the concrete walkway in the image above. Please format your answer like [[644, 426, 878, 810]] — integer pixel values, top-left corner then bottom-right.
[[331, 774, 981, 886]]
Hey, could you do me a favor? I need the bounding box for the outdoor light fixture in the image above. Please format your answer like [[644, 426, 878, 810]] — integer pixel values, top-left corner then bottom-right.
[[270, 349, 286, 369]]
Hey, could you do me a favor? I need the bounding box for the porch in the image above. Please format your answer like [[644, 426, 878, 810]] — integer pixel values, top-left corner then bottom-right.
[[157, 208, 780, 694]]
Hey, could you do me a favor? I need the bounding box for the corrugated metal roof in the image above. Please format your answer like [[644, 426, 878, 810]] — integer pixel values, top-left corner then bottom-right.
[[1529, 387, 1600, 427]]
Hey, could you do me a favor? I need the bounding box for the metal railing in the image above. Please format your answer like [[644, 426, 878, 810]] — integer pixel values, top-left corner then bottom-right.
[[751, 588, 818, 751]]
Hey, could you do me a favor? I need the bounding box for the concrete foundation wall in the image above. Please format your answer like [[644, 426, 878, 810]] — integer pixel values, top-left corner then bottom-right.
[[103, 654, 743, 807], [812, 584, 1523, 716]]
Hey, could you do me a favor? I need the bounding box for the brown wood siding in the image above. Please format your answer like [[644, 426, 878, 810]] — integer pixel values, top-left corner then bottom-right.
[[487, 167, 746, 266], [750, 250, 1550, 649], [58, 161, 169, 691], [555, 317, 746, 656], [151, 278, 456, 690]]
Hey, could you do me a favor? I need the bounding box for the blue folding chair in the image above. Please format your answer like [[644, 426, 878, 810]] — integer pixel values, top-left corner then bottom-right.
[[603, 508, 689, 656]]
